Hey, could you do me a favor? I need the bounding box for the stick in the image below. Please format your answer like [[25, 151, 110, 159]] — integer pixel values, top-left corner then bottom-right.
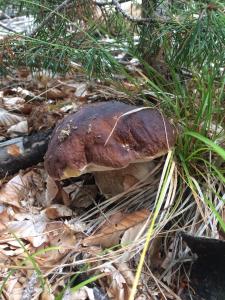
[[0, 129, 52, 179]]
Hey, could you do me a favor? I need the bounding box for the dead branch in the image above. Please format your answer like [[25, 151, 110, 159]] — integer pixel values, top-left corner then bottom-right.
[[0, 22, 18, 34], [111, 0, 158, 24], [0, 129, 52, 179], [95, 0, 130, 6]]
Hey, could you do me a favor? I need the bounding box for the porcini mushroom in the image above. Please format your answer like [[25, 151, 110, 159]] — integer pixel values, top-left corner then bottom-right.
[[44, 101, 176, 198]]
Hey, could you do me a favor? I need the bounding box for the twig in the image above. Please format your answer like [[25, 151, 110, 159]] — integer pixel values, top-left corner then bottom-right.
[[0, 22, 18, 34], [111, 0, 158, 24], [0, 11, 11, 20], [30, 0, 163, 38], [30, 0, 72, 37], [96, 0, 166, 24], [95, 0, 129, 6], [104, 107, 152, 146]]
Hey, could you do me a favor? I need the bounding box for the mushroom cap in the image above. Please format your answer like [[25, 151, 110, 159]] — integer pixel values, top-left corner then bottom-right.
[[44, 101, 176, 180]]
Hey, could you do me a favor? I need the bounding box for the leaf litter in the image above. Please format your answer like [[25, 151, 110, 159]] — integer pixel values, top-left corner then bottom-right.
[[0, 68, 156, 300], [0, 67, 224, 300]]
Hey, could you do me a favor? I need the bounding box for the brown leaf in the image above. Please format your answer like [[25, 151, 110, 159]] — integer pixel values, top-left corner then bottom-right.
[[0, 174, 27, 207], [0, 170, 44, 208], [103, 264, 131, 300], [117, 262, 135, 286], [44, 176, 59, 206], [39, 290, 55, 300], [0, 204, 12, 230], [28, 105, 62, 132], [45, 88, 65, 100], [107, 263, 134, 300], [83, 209, 150, 248], [5, 214, 48, 247], [121, 222, 146, 246], [37, 223, 76, 264], [2, 96, 25, 111], [0, 108, 25, 128], [43, 204, 73, 219], [7, 120, 28, 137], [5, 276, 23, 300], [20, 103, 33, 115]]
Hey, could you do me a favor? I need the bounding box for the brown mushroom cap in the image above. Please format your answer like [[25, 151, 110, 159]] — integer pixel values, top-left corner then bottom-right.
[[44, 101, 176, 180]]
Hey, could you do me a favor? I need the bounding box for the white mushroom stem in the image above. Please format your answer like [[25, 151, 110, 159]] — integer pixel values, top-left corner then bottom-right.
[[93, 161, 155, 198]]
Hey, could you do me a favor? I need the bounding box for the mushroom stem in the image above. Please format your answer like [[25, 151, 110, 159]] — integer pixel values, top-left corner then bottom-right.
[[93, 161, 155, 198]]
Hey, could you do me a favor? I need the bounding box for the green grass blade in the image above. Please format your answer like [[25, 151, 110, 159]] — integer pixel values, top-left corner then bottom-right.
[[184, 131, 225, 160], [129, 150, 175, 300], [70, 273, 106, 293]]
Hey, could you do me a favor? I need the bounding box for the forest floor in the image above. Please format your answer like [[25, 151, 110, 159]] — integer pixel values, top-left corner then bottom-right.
[[0, 66, 176, 300]]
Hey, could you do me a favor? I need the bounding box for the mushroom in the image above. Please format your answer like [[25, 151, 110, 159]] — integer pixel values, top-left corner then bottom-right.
[[44, 101, 176, 198]]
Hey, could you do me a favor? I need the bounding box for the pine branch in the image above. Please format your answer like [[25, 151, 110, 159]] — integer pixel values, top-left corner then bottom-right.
[[0, 0, 223, 77], [30, 0, 73, 37]]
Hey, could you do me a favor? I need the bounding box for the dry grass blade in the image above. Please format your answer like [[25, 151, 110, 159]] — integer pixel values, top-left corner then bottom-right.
[[104, 107, 153, 146], [83, 209, 150, 248]]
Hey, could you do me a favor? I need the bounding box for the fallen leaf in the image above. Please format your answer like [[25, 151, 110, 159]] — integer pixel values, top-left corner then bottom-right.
[[83, 209, 150, 248], [0, 170, 44, 208], [5, 214, 48, 247], [0, 242, 29, 256], [119, 221, 150, 261], [43, 204, 73, 219], [37, 223, 77, 264], [45, 87, 65, 100], [104, 264, 130, 300], [0, 174, 27, 207], [45, 175, 59, 207], [74, 83, 88, 98], [13, 86, 35, 100], [117, 262, 135, 286], [39, 290, 55, 300], [5, 276, 23, 300], [0, 204, 12, 230], [20, 103, 33, 115], [28, 105, 62, 131], [121, 222, 146, 246], [64, 218, 86, 233], [2, 96, 25, 111], [7, 120, 28, 137], [0, 108, 25, 127]]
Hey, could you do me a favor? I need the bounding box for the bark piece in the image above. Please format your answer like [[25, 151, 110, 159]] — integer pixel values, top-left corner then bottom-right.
[[0, 129, 52, 179]]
